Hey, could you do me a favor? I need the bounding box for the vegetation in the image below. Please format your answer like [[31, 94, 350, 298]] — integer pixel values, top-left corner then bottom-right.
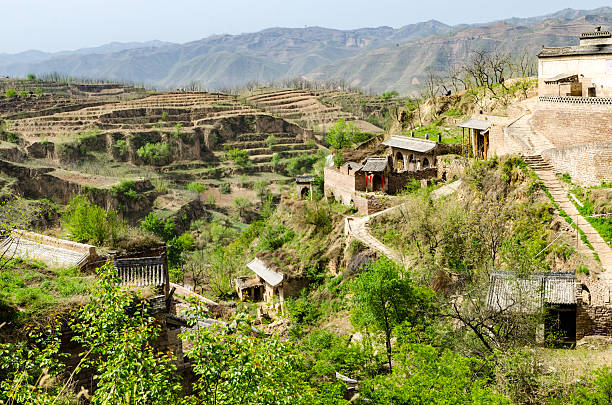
[[137, 142, 172, 165], [64, 196, 125, 246], [326, 118, 370, 149], [110, 179, 139, 200], [226, 148, 252, 169]]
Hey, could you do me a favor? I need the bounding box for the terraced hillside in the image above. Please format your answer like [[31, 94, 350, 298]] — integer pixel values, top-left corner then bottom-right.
[[242, 88, 383, 134]]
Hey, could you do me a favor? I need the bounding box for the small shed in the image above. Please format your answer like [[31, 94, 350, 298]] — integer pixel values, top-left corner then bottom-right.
[[458, 118, 491, 159], [358, 157, 391, 192], [236, 258, 285, 312], [296, 175, 314, 200], [486, 270, 577, 342], [382, 135, 439, 172]]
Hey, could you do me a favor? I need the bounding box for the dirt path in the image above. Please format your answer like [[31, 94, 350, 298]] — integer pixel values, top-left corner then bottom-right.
[[345, 180, 463, 267]]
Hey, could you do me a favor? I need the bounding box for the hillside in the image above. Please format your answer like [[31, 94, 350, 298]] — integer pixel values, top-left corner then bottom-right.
[[0, 7, 610, 92]]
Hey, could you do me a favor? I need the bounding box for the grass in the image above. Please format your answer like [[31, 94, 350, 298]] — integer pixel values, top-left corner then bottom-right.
[[0, 258, 92, 323], [568, 184, 612, 246], [403, 123, 462, 144]]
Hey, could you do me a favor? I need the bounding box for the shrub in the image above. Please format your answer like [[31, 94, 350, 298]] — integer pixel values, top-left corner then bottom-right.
[[381, 90, 399, 99], [114, 139, 129, 156], [26, 73, 36, 81], [19, 90, 28, 97], [5, 132, 18, 143], [206, 194, 216, 207], [137, 142, 172, 165], [4, 89, 17, 98], [333, 152, 345, 168], [141, 212, 175, 241], [226, 148, 251, 169], [219, 182, 231, 194], [161, 111, 168, 121], [187, 182, 207, 193], [266, 135, 278, 148], [110, 179, 139, 200], [258, 225, 294, 250], [64, 196, 125, 246]]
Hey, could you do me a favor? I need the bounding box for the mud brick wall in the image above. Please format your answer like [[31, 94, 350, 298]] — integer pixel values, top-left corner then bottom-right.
[[324, 167, 358, 205], [541, 141, 612, 186], [366, 195, 391, 214], [532, 101, 612, 149], [387, 168, 437, 193]]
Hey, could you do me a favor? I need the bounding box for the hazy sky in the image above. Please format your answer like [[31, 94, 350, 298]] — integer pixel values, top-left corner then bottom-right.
[[1, 0, 609, 53]]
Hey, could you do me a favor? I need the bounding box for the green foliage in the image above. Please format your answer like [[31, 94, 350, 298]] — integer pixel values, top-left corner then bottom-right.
[[258, 225, 295, 251], [141, 212, 175, 241], [219, 182, 231, 194], [35, 87, 43, 95], [19, 90, 28, 97], [187, 182, 207, 193], [206, 193, 217, 206], [266, 134, 278, 147], [577, 264, 590, 275], [333, 151, 345, 168], [168, 232, 194, 268], [0, 321, 68, 403], [4, 89, 17, 98], [27, 73, 37, 81], [351, 257, 436, 370], [64, 196, 125, 246], [137, 142, 172, 166], [114, 139, 129, 155], [381, 90, 399, 99], [226, 148, 252, 169], [360, 343, 509, 404], [326, 118, 369, 149], [303, 204, 332, 233], [569, 366, 612, 404], [180, 305, 347, 404], [5, 132, 18, 143], [161, 111, 168, 121], [233, 197, 252, 221], [71, 263, 182, 404], [110, 179, 139, 200], [287, 292, 321, 326]]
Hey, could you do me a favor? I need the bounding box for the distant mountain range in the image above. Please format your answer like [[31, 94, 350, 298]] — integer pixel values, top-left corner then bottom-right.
[[1, 7, 611, 94]]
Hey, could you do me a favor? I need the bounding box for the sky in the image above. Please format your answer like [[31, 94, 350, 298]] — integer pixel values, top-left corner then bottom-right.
[[0, 0, 609, 53]]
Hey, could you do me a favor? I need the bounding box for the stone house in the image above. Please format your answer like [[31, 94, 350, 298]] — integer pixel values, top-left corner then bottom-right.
[[487, 269, 612, 343], [295, 175, 314, 200], [359, 156, 392, 193], [382, 135, 442, 171], [235, 258, 309, 315], [538, 27, 612, 98]]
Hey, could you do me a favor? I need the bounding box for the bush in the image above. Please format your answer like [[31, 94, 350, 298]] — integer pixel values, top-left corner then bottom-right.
[[161, 111, 168, 121], [64, 196, 125, 246], [266, 135, 278, 148], [114, 139, 129, 155], [219, 182, 231, 194], [381, 90, 399, 99], [110, 179, 139, 200], [27, 73, 36, 81], [19, 90, 28, 97], [137, 142, 172, 165], [141, 212, 175, 241], [5, 132, 18, 143], [258, 225, 294, 250], [4, 89, 17, 98], [187, 182, 207, 193], [226, 148, 251, 169]]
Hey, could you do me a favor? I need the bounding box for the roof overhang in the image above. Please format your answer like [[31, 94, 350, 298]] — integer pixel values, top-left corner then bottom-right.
[[457, 118, 491, 131]]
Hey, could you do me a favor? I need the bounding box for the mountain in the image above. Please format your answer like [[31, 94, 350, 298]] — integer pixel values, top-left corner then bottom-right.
[[0, 8, 611, 93]]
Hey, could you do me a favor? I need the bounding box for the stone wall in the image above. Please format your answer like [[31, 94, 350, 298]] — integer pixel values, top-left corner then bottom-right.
[[324, 167, 358, 205], [576, 302, 612, 340], [436, 155, 469, 181], [387, 168, 437, 193], [531, 101, 612, 149], [541, 141, 612, 186]]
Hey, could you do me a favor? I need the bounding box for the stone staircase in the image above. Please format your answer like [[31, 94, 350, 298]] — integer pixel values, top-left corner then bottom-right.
[[523, 154, 612, 283]]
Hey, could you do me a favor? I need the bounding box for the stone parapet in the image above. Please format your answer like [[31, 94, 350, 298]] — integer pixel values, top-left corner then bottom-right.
[[539, 96, 612, 105]]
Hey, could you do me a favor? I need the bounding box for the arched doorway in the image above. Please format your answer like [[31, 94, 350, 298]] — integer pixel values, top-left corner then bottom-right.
[[372, 174, 383, 191], [395, 151, 404, 171], [300, 187, 310, 200], [422, 158, 430, 168]]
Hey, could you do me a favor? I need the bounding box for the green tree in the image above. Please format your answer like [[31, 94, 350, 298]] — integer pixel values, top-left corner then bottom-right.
[[381, 90, 399, 99], [27, 73, 37, 81], [64, 196, 125, 246], [233, 197, 252, 221], [71, 263, 182, 404], [226, 148, 252, 169], [351, 256, 435, 371], [326, 118, 359, 150]]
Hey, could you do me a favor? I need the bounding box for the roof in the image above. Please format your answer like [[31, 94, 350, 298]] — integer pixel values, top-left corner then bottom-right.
[[341, 161, 363, 172], [359, 157, 389, 173], [543, 73, 578, 84], [486, 270, 576, 313], [538, 44, 612, 58], [382, 135, 437, 153], [246, 258, 284, 287], [0, 231, 95, 268], [295, 175, 314, 184], [457, 118, 491, 131]]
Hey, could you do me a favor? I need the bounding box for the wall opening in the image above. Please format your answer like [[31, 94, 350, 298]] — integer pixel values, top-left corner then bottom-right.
[[395, 152, 404, 171], [372, 174, 383, 191], [422, 158, 430, 168]]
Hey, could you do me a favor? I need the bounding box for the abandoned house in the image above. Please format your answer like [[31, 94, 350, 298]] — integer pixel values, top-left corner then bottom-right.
[[235, 257, 309, 315], [538, 27, 612, 98], [382, 135, 441, 171], [458, 118, 491, 159], [0, 229, 97, 269], [295, 174, 314, 200], [486, 269, 612, 343]]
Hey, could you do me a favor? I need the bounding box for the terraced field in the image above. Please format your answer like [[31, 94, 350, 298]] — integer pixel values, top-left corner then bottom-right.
[[243, 88, 383, 134]]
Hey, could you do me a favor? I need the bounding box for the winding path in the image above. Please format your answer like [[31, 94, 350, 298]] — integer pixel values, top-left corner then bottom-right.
[[345, 180, 463, 267]]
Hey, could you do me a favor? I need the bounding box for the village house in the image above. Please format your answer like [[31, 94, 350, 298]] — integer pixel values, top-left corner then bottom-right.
[[457, 118, 491, 159], [538, 26, 612, 98], [295, 174, 314, 200], [382, 134, 443, 171], [487, 269, 612, 343], [235, 257, 309, 315]]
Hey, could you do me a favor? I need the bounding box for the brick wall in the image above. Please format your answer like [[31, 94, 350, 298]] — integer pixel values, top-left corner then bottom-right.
[[531, 102, 612, 148], [541, 141, 612, 186], [576, 302, 612, 340]]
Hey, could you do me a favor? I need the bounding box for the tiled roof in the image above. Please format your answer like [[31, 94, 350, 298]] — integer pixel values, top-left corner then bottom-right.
[[359, 157, 389, 172], [543, 73, 578, 83], [486, 270, 576, 313], [538, 45, 612, 58], [458, 118, 491, 131], [341, 161, 363, 172], [247, 258, 283, 287], [382, 135, 437, 153], [296, 175, 314, 184]]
